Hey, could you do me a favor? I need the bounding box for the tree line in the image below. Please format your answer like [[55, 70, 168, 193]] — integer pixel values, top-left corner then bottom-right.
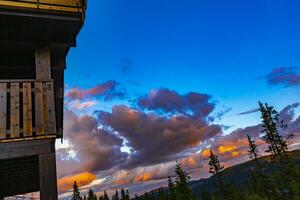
[[71, 102, 300, 200]]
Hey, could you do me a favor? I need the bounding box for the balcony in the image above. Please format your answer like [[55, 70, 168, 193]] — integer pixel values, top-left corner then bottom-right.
[[0, 0, 87, 16], [0, 79, 57, 142]]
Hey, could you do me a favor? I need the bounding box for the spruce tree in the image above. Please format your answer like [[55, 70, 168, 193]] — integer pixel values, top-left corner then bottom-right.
[[208, 150, 224, 175], [259, 102, 292, 162], [157, 187, 167, 200], [247, 134, 261, 168], [71, 181, 82, 200], [112, 190, 120, 200], [168, 176, 177, 200], [258, 102, 300, 199], [125, 190, 130, 200], [120, 189, 126, 200], [208, 150, 225, 200], [174, 162, 196, 200], [88, 189, 97, 200], [103, 190, 110, 200]]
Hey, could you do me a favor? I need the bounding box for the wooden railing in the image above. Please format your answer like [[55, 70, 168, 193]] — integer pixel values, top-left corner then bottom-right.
[[0, 80, 57, 142], [0, 0, 87, 15]]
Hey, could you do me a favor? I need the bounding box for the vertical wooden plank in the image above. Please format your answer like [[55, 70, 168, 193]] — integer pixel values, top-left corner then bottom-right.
[[44, 82, 56, 135], [39, 152, 58, 200], [0, 83, 7, 139], [23, 82, 32, 137], [35, 45, 51, 80], [35, 82, 44, 135], [42, 82, 49, 135], [10, 83, 20, 138]]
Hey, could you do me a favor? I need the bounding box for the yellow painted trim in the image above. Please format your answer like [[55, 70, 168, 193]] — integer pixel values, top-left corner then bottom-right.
[[0, 0, 83, 13], [0, 135, 57, 143]]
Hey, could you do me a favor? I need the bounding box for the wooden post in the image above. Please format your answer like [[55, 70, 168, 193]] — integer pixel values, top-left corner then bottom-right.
[[39, 152, 58, 200], [35, 45, 51, 80]]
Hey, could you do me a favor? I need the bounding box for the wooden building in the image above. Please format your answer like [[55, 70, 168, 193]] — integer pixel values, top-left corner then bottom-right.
[[0, 0, 87, 199]]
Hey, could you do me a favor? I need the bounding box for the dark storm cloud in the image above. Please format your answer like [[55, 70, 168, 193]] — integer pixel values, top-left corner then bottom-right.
[[65, 80, 126, 101], [137, 89, 215, 118], [265, 67, 300, 87], [96, 105, 221, 168], [57, 110, 127, 178]]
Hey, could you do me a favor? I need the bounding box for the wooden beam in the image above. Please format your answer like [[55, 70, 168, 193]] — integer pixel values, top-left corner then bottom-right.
[[35, 45, 51, 80], [39, 153, 58, 200], [0, 139, 54, 159]]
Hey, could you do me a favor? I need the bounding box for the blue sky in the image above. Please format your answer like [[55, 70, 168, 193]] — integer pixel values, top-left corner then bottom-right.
[[66, 0, 300, 125], [57, 0, 300, 197]]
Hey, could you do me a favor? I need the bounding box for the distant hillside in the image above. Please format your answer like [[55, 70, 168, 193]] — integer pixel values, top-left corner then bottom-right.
[[189, 149, 300, 197], [139, 150, 300, 199]]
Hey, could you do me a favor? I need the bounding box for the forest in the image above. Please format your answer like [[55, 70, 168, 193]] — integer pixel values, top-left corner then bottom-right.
[[71, 102, 300, 200]]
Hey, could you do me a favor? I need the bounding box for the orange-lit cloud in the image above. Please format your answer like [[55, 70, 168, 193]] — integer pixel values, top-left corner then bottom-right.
[[201, 148, 211, 158], [58, 172, 97, 193], [218, 145, 237, 154], [134, 172, 153, 182]]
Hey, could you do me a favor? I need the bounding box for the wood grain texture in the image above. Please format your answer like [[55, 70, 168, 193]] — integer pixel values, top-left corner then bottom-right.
[[23, 83, 32, 137], [0, 0, 84, 13], [44, 82, 56, 135], [35, 46, 51, 81], [0, 83, 7, 139], [39, 152, 58, 200], [10, 83, 20, 139], [35, 82, 44, 136]]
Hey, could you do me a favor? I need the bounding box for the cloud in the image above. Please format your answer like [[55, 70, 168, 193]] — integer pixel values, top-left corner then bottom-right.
[[208, 103, 300, 165], [137, 89, 215, 118], [237, 108, 259, 116], [57, 110, 127, 180], [57, 100, 300, 198], [58, 172, 97, 193], [96, 105, 221, 169], [67, 100, 97, 110], [265, 67, 300, 87], [65, 80, 126, 101], [120, 58, 134, 75]]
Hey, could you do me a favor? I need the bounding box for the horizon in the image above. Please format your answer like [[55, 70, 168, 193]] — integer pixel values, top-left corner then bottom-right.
[[53, 0, 300, 199]]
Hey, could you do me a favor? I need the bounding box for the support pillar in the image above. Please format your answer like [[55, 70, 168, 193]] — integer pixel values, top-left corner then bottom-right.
[[35, 45, 51, 80], [39, 152, 58, 200]]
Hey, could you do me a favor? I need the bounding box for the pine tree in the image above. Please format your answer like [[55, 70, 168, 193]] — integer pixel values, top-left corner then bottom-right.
[[133, 194, 139, 200], [208, 150, 225, 200], [120, 189, 126, 200], [168, 176, 177, 200], [120, 189, 130, 200], [247, 134, 260, 168], [103, 190, 110, 200], [259, 102, 292, 162], [88, 189, 97, 200], [258, 102, 300, 199], [143, 192, 151, 200], [71, 181, 82, 200], [157, 187, 167, 200], [174, 162, 196, 200], [125, 190, 130, 200], [208, 150, 224, 175], [112, 190, 120, 200]]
